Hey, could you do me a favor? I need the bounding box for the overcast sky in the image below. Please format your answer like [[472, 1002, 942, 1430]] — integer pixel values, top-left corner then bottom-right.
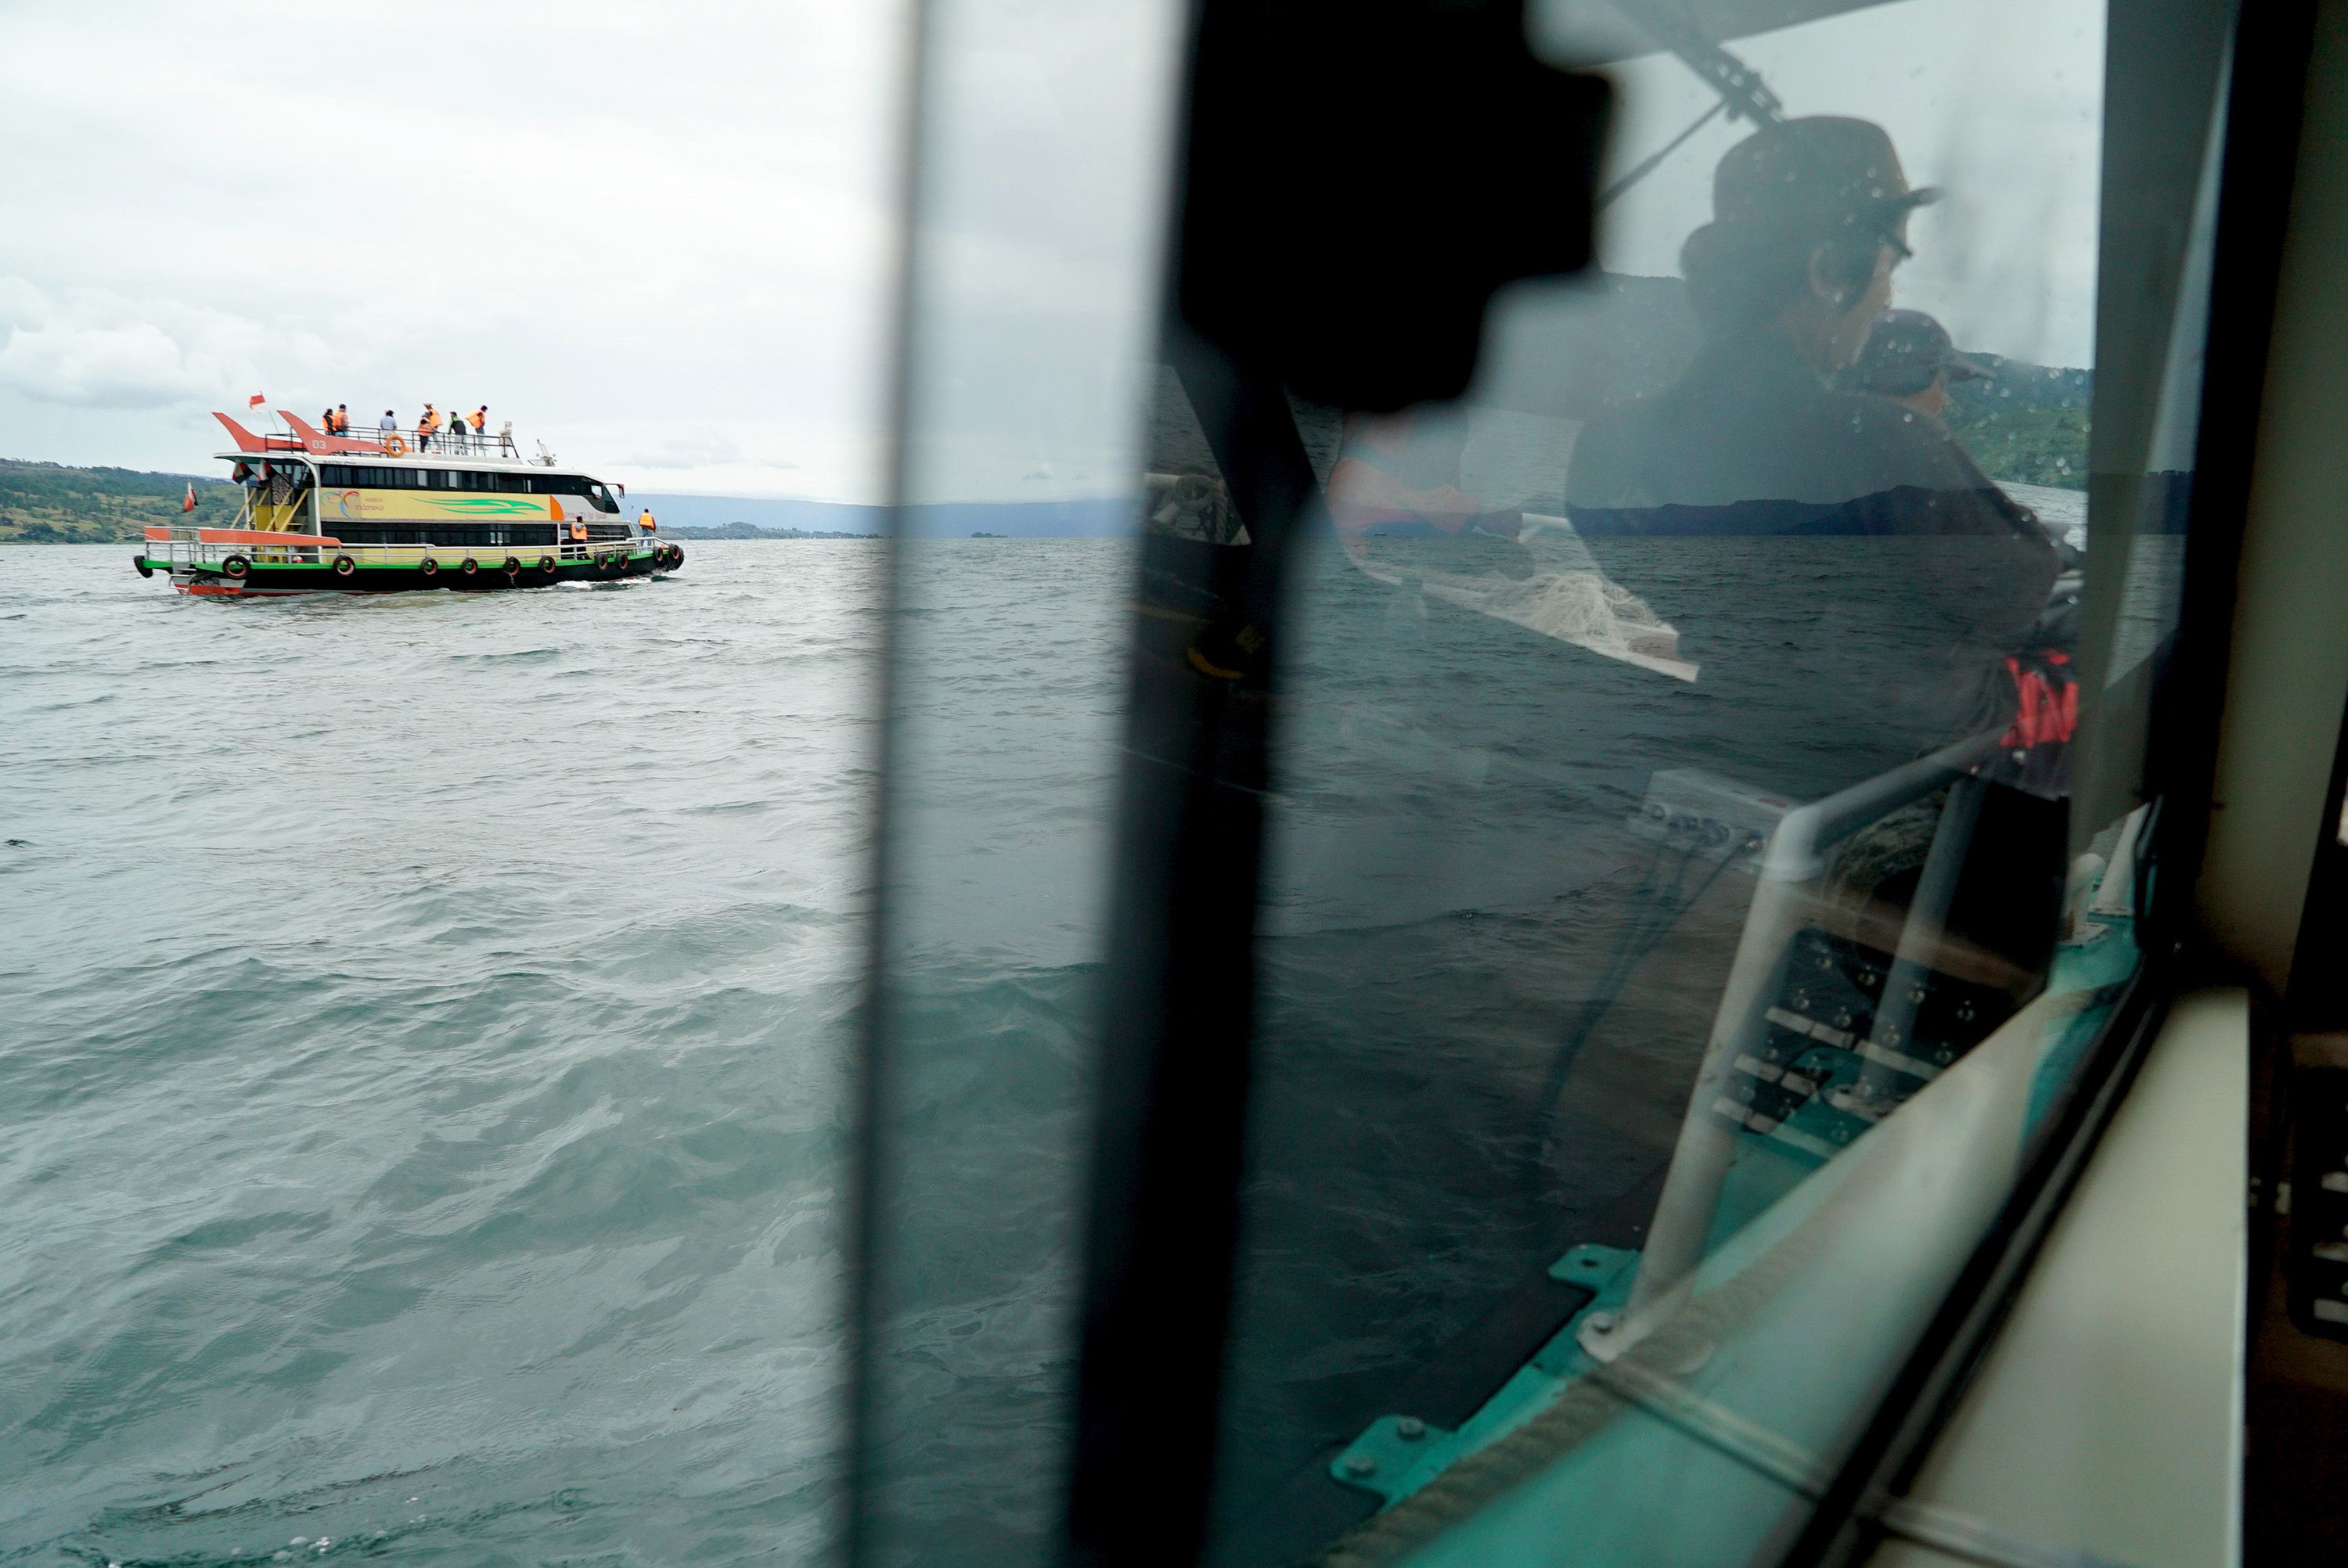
[[0, 2, 906, 500], [0, 0, 2102, 505], [1583, 0, 2105, 370]]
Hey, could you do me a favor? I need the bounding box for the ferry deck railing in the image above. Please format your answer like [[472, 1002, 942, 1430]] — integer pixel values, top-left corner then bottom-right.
[[1577, 728, 2009, 1361], [243, 425, 524, 459], [142, 524, 643, 572]]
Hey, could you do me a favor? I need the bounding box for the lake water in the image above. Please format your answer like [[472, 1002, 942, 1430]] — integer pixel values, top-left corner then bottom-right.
[[0, 514, 2165, 1565], [0, 542, 889, 1565]]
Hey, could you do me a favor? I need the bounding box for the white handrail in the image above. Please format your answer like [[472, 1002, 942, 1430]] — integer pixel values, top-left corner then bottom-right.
[[1599, 730, 2007, 1344]]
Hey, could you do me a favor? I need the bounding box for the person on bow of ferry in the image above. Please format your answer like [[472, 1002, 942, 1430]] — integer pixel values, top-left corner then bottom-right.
[[417, 405, 441, 451], [637, 505, 658, 536], [1565, 116, 2058, 804], [336, 403, 351, 436], [380, 409, 398, 439], [470, 405, 488, 438]]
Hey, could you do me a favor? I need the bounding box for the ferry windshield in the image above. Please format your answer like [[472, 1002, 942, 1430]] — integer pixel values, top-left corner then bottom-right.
[[851, 0, 2190, 1563], [1187, 5, 2118, 1552]]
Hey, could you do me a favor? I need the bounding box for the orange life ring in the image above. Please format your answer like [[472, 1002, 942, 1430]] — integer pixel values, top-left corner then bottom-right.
[[569, 520, 588, 542], [383, 434, 408, 456]]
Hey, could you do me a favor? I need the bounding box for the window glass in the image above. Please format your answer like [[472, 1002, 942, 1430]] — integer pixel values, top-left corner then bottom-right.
[[850, 0, 2244, 1560], [1183, 0, 2146, 1558], [850, 1, 1190, 1561]]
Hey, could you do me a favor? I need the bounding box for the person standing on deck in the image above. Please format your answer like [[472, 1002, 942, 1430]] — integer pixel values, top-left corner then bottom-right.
[[380, 409, 398, 437], [470, 406, 488, 438], [637, 506, 658, 537]]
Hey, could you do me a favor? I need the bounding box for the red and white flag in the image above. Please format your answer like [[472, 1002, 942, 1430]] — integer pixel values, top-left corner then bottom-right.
[[247, 392, 266, 408], [182, 482, 198, 513]]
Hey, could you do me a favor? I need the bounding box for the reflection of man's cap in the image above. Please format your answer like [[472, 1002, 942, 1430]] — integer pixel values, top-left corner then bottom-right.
[[1712, 116, 1938, 245], [1854, 309, 1992, 397]]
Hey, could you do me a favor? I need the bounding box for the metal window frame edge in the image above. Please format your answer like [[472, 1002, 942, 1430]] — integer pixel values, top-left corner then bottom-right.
[[1777, 2, 2320, 1563], [841, 0, 942, 1561]]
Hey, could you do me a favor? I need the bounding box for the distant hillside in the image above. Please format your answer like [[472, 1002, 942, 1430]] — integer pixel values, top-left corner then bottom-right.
[[634, 492, 1135, 538], [0, 469, 1138, 544], [0, 460, 229, 543], [1946, 357, 2093, 491], [664, 521, 879, 540]]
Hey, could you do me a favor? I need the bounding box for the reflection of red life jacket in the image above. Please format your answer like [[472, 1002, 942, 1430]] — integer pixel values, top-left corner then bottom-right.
[[2001, 650, 2078, 749], [1984, 646, 2079, 798]]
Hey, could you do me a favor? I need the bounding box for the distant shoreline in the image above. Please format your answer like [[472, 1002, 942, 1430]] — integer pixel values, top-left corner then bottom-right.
[[662, 525, 880, 541]]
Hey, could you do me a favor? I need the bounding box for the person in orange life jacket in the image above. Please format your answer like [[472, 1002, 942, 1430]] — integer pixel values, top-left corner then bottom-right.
[[470, 405, 488, 435], [321, 408, 336, 436], [1566, 117, 2058, 804], [637, 507, 657, 536], [336, 404, 351, 435]]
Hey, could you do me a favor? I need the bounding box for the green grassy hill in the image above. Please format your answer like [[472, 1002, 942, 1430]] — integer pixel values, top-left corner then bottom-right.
[[1945, 359, 2092, 491], [0, 460, 232, 543]]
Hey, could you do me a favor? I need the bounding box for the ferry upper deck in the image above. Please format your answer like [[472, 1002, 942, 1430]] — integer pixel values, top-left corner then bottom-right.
[[211, 409, 596, 476]]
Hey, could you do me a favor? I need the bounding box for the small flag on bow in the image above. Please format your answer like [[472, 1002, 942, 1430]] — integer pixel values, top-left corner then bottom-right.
[[182, 482, 198, 513]]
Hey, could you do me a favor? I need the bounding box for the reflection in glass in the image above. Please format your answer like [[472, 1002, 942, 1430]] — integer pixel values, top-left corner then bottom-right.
[[1187, 4, 2109, 1559]]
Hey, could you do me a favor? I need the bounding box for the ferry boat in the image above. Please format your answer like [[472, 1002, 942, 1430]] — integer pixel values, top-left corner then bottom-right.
[[131, 409, 682, 596]]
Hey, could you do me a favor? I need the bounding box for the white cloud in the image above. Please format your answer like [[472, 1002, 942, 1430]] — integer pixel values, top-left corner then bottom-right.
[[0, 0, 905, 499], [614, 434, 798, 472], [0, 278, 331, 411], [0, 0, 2105, 502]]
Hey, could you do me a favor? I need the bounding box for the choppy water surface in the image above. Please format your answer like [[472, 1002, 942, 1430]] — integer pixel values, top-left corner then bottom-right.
[[0, 544, 899, 1566], [0, 513, 2168, 1565]]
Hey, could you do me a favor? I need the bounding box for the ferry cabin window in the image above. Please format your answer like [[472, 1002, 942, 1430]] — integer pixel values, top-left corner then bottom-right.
[[316, 466, 618, 510]]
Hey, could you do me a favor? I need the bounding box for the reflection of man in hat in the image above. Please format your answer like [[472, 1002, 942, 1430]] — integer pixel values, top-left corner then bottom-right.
[[1565, 117, 2058, 800], [1851, 308, 1992, 423]]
